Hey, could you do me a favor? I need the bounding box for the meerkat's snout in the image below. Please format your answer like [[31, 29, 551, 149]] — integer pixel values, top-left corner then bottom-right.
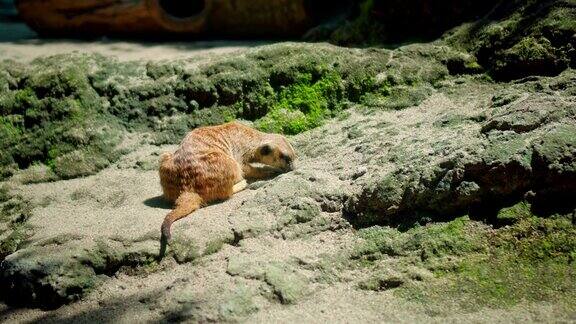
[[277, 145, 296, 172], [281, 153, 296, 171], [256, 138, 297, 172], [278, 136, 297, 172]]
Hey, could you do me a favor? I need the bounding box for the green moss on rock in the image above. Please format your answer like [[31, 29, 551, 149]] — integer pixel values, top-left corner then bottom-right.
[[532, 124, 576, 209], [0, 43, 468, 180], [352, 217, 485, 265], [396, 204, 576, 311], [256, 72, 344, 134], [170, 237, 201, 264], [0, 237, 160, 309], [263, 263, 309, 304], [14, 163, 58, 184], [0, 193, 34, 261], [496, 201, 531, 225], [358, 269, 405, 291], [446, 0, 576, 80], [0, 184, 9, 203], [493, 37, 569, 80], [0, 54, 124, 180], [0, 226, 33, 261], [380, 85, 433, 110]]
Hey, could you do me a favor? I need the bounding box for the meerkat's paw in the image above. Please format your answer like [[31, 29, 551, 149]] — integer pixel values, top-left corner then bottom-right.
[[233, 179, 248, 194]]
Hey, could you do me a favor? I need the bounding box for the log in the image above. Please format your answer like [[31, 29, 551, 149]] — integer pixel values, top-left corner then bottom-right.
[[15, 0, 314, 37]]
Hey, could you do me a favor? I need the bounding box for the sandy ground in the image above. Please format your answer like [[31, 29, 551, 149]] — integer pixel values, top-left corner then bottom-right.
[[1, 96, 575, 322], [0, 20, 271, 62]]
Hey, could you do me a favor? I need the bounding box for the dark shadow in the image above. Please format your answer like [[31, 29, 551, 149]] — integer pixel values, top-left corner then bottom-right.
[[16, 288, 170, 323], [158, 0, 205, 19], [304, 0, 354, 25], [1, 230, 198, 315], [0, 305, 21, 322], [144, 195, 172, 210], [1, 244, 211, 321], [154, 300, 203, 324], [1, 0, 560, 56], [0, 19, 36, 42], [530, 194, 576, 218], [344, 189, 576, 231]]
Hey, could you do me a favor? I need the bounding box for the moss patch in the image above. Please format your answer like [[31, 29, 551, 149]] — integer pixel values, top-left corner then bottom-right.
[[493, 36, 569, 80], [256, 72, 344, 134], [396, 203, 576, 312], [263, 263, 309, 304], [0, 55, 124, 180], [0, 191, 34, 261], [169, 237, 201, 264], [340, 200, 576, 312], [351, 217, 486, 265], [446, 0, 576, 80], [0, 184, 9, 203]]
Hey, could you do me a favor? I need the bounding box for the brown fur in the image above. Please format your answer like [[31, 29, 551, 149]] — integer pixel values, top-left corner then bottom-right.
[[159, 121, 296, 242]]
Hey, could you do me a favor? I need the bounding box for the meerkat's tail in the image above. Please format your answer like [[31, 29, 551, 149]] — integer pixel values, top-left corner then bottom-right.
[[161, 191, 203, 242]]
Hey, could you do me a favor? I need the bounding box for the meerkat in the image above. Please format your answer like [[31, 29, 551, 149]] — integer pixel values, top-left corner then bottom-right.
[[159, 121, 296, 242]]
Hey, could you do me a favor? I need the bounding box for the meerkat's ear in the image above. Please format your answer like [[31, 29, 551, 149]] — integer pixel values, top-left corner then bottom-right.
[[259, 144, 273, 156]]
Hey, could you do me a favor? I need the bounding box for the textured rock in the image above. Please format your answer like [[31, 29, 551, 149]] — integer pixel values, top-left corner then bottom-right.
[[343, 72, 576, 226], [0, 239, 157, 309], [446, 0, 576, 80], [0, 42, 461, 180], [0, 41, 575, 320]]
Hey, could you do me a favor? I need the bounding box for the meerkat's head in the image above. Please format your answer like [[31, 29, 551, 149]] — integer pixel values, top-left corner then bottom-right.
[[253, 134, 296, 172]]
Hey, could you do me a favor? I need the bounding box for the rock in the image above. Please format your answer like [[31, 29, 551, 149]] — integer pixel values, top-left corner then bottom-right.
[[53, 150, 114, 180], [0, 238, 157, 309], [0, 41, 575, 319], [482, 94, 576, 133], [263, 263, 309, 304], [358, 269, 405, 291], [493, 37, 570, 80], [12, 164, 58, 184], [226, 257, 309, 305], [343, 71, 576, 226], [218, 285, 259, 321], [496, 201, 531, 226], [287, 198, 322, 224], [446, 0, 576, 80], [0, 192, 34, 261], [532, 124, 576, 210]]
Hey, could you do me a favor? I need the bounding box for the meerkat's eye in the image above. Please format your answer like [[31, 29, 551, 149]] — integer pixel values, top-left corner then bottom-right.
[[260, 144, 272, 156]]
